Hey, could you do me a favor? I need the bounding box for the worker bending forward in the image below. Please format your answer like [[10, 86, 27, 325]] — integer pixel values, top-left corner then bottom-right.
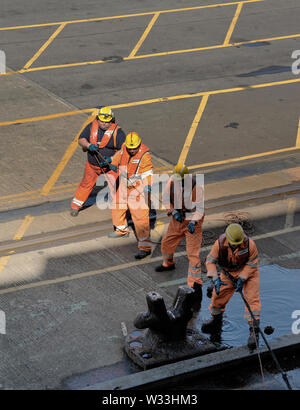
[[106, 132, 153, 260], [70, 107, 126, 216], [156, 164, 204, 299], [202, 223, 261, 349]]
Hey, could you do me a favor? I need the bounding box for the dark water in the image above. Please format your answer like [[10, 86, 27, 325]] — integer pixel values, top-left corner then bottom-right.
[[199, 264, 300, 348], [64, 264, 300, 390]]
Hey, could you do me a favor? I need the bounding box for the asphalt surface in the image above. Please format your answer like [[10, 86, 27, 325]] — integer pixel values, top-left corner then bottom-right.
[[0, 0, 300, 391]]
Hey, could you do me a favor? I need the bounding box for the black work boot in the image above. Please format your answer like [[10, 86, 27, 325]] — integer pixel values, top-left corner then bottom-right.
[[135, 250, 151, 260], [201, 314, 223, 334], [155, 264, 175, 272], [248, 320, 260, 350], [70, 209, 79, 217], [191, 282, 203, 314]]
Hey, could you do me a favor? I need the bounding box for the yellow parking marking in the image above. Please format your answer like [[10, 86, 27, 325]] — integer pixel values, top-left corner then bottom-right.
[[128, 12, 160, 58], [0, 108, 93, 127], [188, 146, 300, 170], [1, 31, 300, 77], [13, 215, 35, 240], [0, 216, 34, 273], [40, 110, 98, 196], [130, 33, 300, 60], [223, 2, 243, 45], [0, 77, 299, 128], [0, 1, 263, 31], [296, 117, 300, 147], [23, 23, 67, 69], [178, 95, 209, 165], [0, 77, 299, 200], [0, 183, 78, 202]]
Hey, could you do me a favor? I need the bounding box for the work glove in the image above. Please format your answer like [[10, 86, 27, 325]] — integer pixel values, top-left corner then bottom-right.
[[99, 156, 112, 168], [213, 276, 227, 296], [88, 144, 99, 152], [173, 211, 183, 223], [108, 164, 118, 173], [187, 221, 196, 234], [235, 277, 245, 293]]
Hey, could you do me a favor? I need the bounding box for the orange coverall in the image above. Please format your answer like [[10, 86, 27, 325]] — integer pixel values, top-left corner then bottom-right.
[[71, 120, 125, 210], [206, 236, 261, 321], [161, 176, 204, 287], [111, 143, 153, 252]]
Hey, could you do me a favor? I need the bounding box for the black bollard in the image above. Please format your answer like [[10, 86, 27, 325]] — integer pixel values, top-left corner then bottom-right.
[[125, 284, 225, 369]]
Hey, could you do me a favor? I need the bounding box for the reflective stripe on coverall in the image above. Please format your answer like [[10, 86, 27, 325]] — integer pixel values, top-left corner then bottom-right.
[[206, 235, 261, 321], [161, 176, 204, 287], [111, 143, 153, 252], [71, 121, 120, 210]]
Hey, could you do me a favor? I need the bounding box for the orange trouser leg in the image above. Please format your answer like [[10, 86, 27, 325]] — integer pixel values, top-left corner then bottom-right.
[[71, 161, 101, 210], [161, 217, 185, 267], [209, 272, 235, 315], [111, 205, 129, 234], [186, 222, 203, 287], [243, 269, 261, 322], [128, 192, 151, 251]]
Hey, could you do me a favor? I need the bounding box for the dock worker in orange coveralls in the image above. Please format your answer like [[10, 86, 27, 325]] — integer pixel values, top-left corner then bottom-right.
[[155, 163, 204, 314], [70, 107, 126, 216], [201, 223, 261, 349], [105, 132, 153, 260]]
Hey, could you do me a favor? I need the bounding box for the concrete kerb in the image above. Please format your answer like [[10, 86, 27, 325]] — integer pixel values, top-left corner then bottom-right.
[[83, 334, 300, 390]]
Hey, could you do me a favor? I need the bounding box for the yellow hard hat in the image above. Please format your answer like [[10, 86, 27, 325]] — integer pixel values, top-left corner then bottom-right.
[[173, 162, 189, 179], [125, 132, 141, 149], [225, 223, 244, 245], [98, 107, 114, 122]]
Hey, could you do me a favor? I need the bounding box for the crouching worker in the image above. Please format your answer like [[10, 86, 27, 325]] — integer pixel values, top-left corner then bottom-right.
[[201, 223, 261, 349], [70, 107, 126, 216]]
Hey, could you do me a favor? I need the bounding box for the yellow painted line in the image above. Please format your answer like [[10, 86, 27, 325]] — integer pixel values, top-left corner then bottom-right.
[[1, 30, 300, 77], [13, 215, 35, 241], [0, 187, 76, 204], [0, 1, 263, 31], [296, 117, 300, 147], [187, 146, 300, 170], [130, 33, 300, 60], [40, 110, 98, 196], [0, 183, 78, 202], [0, 108, 93, 127], [128, 12, 160, 58], [223, 2, 243, 46], [178, 95, 209, 165], [1, 77, 300, 129], [0, 216, 34, 272], [0, 256, 11, 272], [23, 23, 67, 69]]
